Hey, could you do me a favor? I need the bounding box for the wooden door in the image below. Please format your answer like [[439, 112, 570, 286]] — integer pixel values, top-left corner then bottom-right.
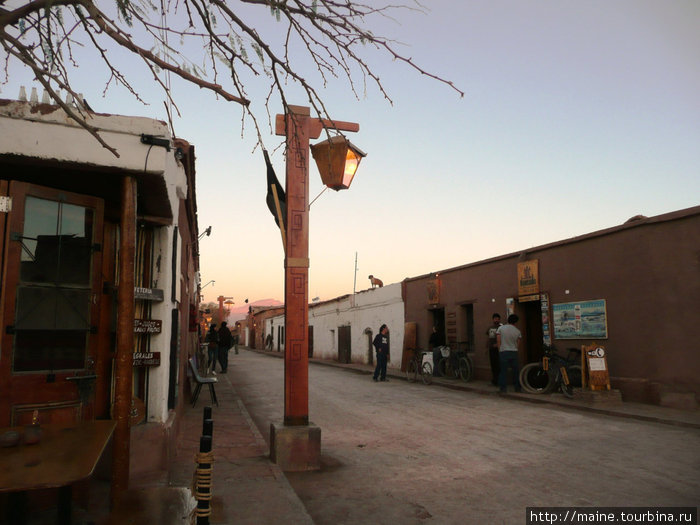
[[401, 322, 417, 372], [0, 182, 104, 426], [338, 325, 351, 364]]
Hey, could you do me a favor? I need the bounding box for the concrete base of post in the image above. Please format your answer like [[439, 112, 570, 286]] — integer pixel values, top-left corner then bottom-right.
[[574, 388, 623, 406], [269, 421, 321, 471]]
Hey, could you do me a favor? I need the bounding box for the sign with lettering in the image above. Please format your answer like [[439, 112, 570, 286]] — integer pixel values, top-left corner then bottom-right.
[[133, 352, 161, 367], [582, 343, 610, 390], [134, 319, 162, 334], [518, 260, 539, 297], [134, 287, 164, 302]]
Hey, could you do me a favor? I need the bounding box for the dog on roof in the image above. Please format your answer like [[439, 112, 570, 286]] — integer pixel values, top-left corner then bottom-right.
[[368, 275, 383, 288]]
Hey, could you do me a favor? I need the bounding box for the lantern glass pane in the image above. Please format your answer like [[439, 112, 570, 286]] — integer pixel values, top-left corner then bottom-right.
[[342, 150, 360, 187]]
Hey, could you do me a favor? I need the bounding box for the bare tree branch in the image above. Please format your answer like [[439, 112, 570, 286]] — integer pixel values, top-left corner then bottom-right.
[[1, 0, 462, 156]]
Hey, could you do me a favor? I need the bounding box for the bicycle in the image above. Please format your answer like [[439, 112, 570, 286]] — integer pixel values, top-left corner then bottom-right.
[[520, 345, 582, 398], [405, 348, 433, 385], [436, 342, 472, 382]]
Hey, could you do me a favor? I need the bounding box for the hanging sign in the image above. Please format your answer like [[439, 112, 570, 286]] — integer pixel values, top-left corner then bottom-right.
[[134, 287, 164, 302], [518, 259, 539, 297], [133, 352, 161, 366], [134, 319, 162, 334]]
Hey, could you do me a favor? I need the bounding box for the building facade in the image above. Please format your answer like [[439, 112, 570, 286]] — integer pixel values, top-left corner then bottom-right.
[[0, 94, 203, 483], [403, 207, 700, 408], [259, 284, 405, 367]]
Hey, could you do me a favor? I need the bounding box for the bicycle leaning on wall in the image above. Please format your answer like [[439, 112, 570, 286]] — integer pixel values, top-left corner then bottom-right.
[[519, 344, 582, 398], [435, 342, 473, 382], [405, 348, 433, 385]]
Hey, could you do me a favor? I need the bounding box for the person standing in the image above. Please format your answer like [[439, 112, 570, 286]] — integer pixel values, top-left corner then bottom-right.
[[486, 313, 502, 386], [430, 326, 444, 377], [372, 324, 390, 382], [205, 323, 218, 374], [496, 314, 522, 393], [218, 321, 233, 373]]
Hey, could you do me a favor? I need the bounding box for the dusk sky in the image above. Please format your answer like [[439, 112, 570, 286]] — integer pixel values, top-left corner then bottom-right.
[[3, 1, 699, 306]]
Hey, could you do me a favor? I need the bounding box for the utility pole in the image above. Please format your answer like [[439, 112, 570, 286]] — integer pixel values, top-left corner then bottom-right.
[[352, 252, 358, 307]]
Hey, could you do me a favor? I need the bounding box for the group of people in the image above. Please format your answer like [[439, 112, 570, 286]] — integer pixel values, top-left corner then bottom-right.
[[486, 312, 522, 393], [422, 312, 522, 392], [204, 321, 239, 374], [372, 315, 523, 392], [223, 314, 519, 390]]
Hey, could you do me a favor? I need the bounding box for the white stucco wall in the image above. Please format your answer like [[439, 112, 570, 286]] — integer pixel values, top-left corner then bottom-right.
[[144, 225, 179, 424], [0, 99, 169, 173], [145, 149, 188, 424], [264, 317, 285, 351], [269, 283, 405, 368], [268, 315, 285, 351]]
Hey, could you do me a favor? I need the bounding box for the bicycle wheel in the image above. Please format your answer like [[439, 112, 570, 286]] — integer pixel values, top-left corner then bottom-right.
[[560, 376, 574, 398], [567, 365, 582, 388], [458, 357, 472, 382], [449, 359, 461, 379], [520, 362, 552, 394], [560, 365, 581, 398], [421, 362, 433, 385], [436, 358, 447, 378], [406, 359, 417, 383]]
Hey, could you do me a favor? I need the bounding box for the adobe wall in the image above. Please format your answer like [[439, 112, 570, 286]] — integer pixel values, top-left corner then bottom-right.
[[404, 211, 700, 408]]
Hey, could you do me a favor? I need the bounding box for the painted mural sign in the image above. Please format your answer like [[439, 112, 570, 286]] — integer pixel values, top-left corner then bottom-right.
[[552, 299, 608, 339], [427, 278, 440, 305]]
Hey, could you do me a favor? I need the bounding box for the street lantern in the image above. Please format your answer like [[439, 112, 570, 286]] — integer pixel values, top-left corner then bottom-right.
[[310, 135, 366, 191], [224, 299, 234, 321]]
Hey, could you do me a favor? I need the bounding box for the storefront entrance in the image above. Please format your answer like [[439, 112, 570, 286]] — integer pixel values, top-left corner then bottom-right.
[[429, 307, 445, 346], [521, 299, 544, 364]]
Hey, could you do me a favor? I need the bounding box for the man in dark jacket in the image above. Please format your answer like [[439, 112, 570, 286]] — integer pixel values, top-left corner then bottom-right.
[[372, 324, 390, 382], [218, 322, 233, 373]]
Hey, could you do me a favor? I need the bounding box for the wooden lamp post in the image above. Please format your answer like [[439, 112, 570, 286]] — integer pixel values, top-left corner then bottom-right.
[[270, 105, 363, 470], [217, 295, 233, 324]]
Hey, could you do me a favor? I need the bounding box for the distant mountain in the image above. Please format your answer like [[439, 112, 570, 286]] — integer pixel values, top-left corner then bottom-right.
[[228, 299, 283, 322]]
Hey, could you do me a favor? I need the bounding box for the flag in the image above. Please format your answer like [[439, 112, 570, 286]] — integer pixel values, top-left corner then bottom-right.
[[264, 149, 287, 231]]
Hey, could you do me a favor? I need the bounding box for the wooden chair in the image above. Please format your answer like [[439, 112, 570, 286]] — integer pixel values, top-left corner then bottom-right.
[[188, 357, 218, 407]]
